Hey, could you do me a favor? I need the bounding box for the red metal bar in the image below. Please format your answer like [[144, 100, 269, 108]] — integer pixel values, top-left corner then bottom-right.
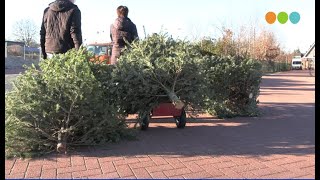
[[152, 103, 183, 117]]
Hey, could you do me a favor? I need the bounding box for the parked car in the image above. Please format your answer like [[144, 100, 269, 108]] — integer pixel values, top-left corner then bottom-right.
[[291, 56, 302, 70]]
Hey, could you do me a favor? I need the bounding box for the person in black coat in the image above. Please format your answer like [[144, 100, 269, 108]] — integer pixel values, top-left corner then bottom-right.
[[40, 0, 82, 59]]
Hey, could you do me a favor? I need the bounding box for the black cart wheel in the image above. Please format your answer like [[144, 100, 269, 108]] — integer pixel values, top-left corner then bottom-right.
[[141, 114, 150, 130], [175, 109, 186, 128]]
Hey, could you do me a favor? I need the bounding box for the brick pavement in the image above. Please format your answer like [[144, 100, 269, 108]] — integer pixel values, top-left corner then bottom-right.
[[5, 70, 315, 179]]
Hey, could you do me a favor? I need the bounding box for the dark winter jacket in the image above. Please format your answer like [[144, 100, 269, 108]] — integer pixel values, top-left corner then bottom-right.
[[110, 17, 138, 48], [40, 0, 82, 57], [110, 17, 138, 64]]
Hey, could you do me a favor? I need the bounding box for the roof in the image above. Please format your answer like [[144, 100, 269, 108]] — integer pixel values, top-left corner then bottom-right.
[[303, 42, 315, 58], [5, 40, 25, 46]]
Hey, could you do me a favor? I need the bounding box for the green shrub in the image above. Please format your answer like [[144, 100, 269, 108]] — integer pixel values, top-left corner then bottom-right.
[[5, 48, 135, 158], [111, 33, 207, 120], [202, 55, 262, 118], [111, 33, 262, 119], [5, 34, 264, 157]]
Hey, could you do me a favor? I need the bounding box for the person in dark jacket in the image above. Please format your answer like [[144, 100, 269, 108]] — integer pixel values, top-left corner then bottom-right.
[[40, 0, 82, 59], [110, 6, 139, 64]]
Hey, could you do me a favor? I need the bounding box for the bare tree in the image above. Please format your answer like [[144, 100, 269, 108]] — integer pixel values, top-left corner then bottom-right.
[[251, 29, 280, 61], [12, 19, 38, 47]]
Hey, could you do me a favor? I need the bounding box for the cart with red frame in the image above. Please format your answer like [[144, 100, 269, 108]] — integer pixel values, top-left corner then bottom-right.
[[140, 102, 186, 130], [85, 43, 187, 130]]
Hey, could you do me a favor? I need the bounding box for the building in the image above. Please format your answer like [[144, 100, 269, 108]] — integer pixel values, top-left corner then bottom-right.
[[5, 40, 41, 60], [5, 41, 25, 58], [302, 42, 315, 70]]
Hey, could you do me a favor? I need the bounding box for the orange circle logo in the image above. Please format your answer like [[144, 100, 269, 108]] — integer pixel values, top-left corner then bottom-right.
[[265, 11, 277, 24]]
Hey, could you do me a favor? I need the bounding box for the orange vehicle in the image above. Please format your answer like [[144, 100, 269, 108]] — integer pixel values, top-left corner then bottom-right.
[[86, 42, 113, 64]]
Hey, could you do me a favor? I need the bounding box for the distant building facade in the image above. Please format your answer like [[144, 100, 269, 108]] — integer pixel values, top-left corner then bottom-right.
[[302, 43, 315, 70]]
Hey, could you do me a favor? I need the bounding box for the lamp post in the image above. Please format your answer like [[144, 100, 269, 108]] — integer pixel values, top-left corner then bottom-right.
[[5, 41, 7, 58], [143, 25, 146, 39]]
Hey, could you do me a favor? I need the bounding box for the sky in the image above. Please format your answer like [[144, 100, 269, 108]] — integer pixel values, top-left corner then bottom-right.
[[5, 0, 315, 53]]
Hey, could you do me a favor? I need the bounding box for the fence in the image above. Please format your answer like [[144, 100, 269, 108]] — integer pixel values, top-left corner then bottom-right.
[[260, 60, 291, 74]]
